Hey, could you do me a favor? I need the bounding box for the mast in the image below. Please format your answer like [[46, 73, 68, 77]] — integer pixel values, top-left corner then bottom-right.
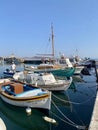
[[51, 23, 54, 58], [37, 24, 55, 60]]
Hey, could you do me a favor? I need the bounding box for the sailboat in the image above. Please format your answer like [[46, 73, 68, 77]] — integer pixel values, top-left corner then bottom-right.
[[24, 24, 75, 77]]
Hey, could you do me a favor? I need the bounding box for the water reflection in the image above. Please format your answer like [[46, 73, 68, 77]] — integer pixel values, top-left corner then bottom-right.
[[0, 99, 50, 130]]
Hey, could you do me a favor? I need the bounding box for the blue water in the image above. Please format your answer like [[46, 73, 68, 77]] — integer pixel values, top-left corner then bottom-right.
[[0, 63, 97, 130]]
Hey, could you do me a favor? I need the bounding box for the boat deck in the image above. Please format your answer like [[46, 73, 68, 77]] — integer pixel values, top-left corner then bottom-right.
[[89, 89, 98, 130]]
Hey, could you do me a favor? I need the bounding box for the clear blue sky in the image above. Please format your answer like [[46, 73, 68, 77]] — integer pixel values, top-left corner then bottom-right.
[[0, 0, 98, 59]]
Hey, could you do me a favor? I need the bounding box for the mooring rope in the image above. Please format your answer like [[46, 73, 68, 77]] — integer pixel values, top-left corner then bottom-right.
[[51, 100, 86, 129], [52, 100, 76, 125], [52, 90, 96, 105]]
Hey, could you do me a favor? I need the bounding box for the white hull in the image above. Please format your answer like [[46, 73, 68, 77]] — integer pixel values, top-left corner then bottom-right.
[[0, 92, 51, 110], [74, 66, 84, 75], [40, 84, 70, 91], [39, 77, 72, 91]]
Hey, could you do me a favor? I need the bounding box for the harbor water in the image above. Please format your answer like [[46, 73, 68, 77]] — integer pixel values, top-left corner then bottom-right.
[[0, 63, 97, 130]]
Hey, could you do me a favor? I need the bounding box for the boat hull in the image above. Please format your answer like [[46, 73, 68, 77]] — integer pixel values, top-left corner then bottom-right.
[[33, 67, 75, 77], [3, 72, 15, 77], [0, 92, 51, 110], [37, 77, 72, 91], [74, 66, 84, 75]]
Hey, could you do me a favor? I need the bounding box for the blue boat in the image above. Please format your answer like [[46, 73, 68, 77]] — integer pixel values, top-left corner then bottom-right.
[[3, 69, 15, 77], [3, 69, 20, 78]]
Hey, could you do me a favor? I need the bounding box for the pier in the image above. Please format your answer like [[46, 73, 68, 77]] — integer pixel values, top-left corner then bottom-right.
[[89, 89, 98, 130]]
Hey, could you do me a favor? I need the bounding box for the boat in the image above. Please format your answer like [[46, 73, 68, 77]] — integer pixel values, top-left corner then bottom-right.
[[3, 68, 20, 78], [24, 59, 75, 78], [3, 69, 15, 77], [73, 65, 84, 75], [24, 24, 75, 78], [13, 71, 72, 91], [0, 80, 51, 110]]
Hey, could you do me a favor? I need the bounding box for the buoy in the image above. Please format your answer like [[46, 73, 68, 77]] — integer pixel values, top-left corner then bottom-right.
[[26, 107, 32, 115], [0, 118, 6, 130], [43, 116, 56, 124]]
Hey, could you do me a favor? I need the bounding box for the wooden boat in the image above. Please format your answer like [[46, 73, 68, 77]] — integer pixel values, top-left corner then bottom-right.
[[24, 63, 75, 78], [13, 72, 72, 91], [0, 80, 51, 110]]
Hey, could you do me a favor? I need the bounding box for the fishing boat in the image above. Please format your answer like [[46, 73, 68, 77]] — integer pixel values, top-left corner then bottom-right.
[[0, 80, 51, 110], [13, 71, 72, 91], [24, 59, 75, 78], [3, 69, 15, 77], [3, 68, 20, 78]]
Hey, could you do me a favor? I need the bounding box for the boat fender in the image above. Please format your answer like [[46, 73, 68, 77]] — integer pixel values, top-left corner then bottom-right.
[[26, 107, 32, 115], [43, 116, 56, 124]]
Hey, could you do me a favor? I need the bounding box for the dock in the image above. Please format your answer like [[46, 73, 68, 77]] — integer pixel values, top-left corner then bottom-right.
[[89, 89, 98, 130]]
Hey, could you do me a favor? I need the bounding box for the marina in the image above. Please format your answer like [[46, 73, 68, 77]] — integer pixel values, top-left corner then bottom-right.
[[0, 63, 98, 130], [0, 1, 98, 130]]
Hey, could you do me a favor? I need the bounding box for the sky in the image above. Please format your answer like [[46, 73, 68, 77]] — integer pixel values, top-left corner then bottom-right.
[[0, 0, 98, 59]]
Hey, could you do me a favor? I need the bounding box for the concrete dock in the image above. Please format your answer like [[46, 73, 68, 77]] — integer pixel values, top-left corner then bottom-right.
[[89, 90, 98, 130]]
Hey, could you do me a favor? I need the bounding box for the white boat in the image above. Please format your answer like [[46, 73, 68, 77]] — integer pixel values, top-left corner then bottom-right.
[[13, 71, 72, 91], [60, 57, 84, 75], [0, 80, 51, 110], [74, 66, 84, 75]]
